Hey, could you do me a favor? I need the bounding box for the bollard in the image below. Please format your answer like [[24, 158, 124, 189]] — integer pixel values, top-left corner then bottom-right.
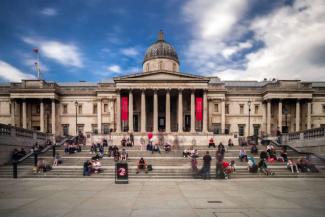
[[13, 162, 18, 178], [34, 152, 38, 166], [52, 145, 56, 158]]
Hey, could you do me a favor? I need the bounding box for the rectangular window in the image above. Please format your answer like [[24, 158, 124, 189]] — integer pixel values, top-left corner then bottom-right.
[[323, 105, 325, 114], [225, 104, 229, 114], [225, 124, 230, 135], [78, 105, 82, 114], [77, 124, 84, 134], [212, 123, 221, 134], [311, 103, 313, 114], [240, 104, 244, 114], [238, 124, 245, 136], [62, 124, 69, 136], [9, 103, 11, 114], [254, 105, 259, 115], [104, 104, 108, 113], [62, 104, 68, 114], [214, 103, 219, 113], [92, 124, 98, 134], [102, 124, 110, 134], [93, 104, 97, 114], [36, 105, 40, 114]]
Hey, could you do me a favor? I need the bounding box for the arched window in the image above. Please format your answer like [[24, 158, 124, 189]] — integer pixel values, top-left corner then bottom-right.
[[173, 63, 177, 71], [159, 61, 163, 70]]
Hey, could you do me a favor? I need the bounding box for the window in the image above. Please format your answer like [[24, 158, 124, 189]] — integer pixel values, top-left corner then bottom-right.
[[78, 105, 82, 114], [9, 103, 11, 114], [240, 104, 244, 114], [93, 104, 97, 114], [173, 63, 177, 71], [214, 103, 219, 113], [35, 105, 40, 114], [212, 123, 221, 134], [62, 124, 69, 136], [77, 124, 84, 134], [225, 104, 229, 114], [311, 103, 313, 114], [225, 124, 230, 135], [104, 104, 108, 113], [238, 124, 245, 136], [323, 105, 325, 114], [62, 104, 68, 114], [102, 124, 110, 134], [92, 124, 98, 134], [159, 61, 163, 70], [254, 105, 259, 115]]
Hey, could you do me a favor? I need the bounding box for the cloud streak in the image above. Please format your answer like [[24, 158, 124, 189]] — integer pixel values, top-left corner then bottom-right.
[[0, 60, 35, 82], [182, 0, 325, 81], [22, 37, 84, 68]]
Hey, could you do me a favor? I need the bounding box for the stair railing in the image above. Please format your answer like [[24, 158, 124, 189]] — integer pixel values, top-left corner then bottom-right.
[[12, 135, 77, 178]]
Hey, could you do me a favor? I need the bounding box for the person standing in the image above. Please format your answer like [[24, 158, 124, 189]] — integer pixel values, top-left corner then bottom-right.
[[202, 151, 212, 179]]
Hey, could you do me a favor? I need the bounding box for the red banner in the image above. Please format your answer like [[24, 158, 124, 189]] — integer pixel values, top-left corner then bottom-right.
[[121, 97, 128, 121], [196, 97, 203, 121]]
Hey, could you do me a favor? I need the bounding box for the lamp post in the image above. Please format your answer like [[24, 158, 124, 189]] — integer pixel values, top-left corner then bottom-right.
[[75, 101, 78, 135], [284, 107, 288, 133], [248, 100, 251, 137]]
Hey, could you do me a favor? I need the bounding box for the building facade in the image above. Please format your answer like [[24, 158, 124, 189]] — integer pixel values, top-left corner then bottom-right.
[[1, 32, 325, 137]]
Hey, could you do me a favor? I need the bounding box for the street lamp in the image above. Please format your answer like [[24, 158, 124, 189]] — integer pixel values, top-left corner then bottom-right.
[[75, 101, 78, 135], [248, 99, 251, 137]]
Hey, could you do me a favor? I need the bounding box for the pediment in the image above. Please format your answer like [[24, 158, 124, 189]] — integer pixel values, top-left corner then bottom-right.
[[114, 71, 209, 83]]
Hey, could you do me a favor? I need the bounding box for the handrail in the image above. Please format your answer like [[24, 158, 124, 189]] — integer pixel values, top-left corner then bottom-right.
[[12, 135, 77, 178], [262, 137, 325, 162]]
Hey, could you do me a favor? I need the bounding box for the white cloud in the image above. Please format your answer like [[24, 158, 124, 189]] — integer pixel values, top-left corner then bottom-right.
[[41, 8, 57, 16], [107, 65, 121, 73], [22, 37, 83, 68], [120, 47, 139, 57], [0, 60, 35, 82], [183, 0, 325, 81]]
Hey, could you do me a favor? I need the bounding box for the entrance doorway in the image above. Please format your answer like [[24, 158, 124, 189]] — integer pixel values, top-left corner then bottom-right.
[[133, 114, 139, 132], [158, 117, 165, 131]]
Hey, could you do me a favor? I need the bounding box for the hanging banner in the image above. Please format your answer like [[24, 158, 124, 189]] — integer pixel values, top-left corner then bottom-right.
[[196, 97, 203, 121], [121, 96, 128, 121]]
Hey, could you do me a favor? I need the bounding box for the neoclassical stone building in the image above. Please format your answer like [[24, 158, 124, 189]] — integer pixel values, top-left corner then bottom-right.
[[1, 32, 325, 138]]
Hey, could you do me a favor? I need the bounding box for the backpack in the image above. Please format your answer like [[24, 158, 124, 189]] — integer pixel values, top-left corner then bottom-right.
[[147, 164, 153, 171]]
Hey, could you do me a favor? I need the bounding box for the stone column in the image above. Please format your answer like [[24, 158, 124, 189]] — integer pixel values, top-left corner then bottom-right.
[[153, 89, 158, 133], [165, 89, 171, 133], [116, 90, 121, 133], [141, 89, 146, 133], [128, 89, 133, 132], [22, 99, 27, 128], [10, 99, 15, 126], [178, 89, 183, 133], [40, 99, 44, 132], [307, 101, 311, 129], [278, 100, 282, 131], [296, 99, 300, 132], [190, 90, 195, 133], [97, 99, 102, 134], [202, 90, 208, 133], [267, 100, 271, 135], [51, 99, 56, 135], [221, 99, 226, 134], [262, 102, 267, 133]]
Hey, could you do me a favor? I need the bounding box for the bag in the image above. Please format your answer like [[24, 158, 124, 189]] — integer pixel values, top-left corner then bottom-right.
[[147, 164, 153, 171]]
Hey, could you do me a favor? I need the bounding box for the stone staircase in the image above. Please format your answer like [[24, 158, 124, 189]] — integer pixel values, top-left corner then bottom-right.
[[1, 144, 324, 179]]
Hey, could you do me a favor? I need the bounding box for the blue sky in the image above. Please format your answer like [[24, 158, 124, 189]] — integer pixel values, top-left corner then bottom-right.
[[0, 0, 324, 82]]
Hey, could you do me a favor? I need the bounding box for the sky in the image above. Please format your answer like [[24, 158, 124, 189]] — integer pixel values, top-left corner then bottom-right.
[[0, 0, 325, 82]]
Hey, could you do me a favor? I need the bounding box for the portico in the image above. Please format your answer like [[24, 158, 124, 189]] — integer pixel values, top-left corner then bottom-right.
[[114, 70, 210, 134]]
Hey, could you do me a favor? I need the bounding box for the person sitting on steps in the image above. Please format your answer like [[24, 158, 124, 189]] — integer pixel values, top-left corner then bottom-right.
[[136, 157, 148, 174]]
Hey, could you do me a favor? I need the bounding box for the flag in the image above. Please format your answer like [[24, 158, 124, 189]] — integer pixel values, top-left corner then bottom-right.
[[195, 97, 203, 121]]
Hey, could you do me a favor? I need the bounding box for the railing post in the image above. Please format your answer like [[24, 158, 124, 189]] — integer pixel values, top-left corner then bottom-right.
[[52, 145, 56, 158], [13, 162, 17, 178], [34, 152, 38, 167]]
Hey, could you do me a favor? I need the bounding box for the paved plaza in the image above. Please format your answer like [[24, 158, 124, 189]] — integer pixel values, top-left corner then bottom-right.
[[0, 178, 324, 217]]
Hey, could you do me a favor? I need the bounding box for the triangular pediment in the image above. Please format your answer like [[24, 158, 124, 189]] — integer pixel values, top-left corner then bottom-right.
[[114, 70, 209, 82]]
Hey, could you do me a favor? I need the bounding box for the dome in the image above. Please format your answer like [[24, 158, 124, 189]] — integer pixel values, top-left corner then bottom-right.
[[143, 31, 179, 64]]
